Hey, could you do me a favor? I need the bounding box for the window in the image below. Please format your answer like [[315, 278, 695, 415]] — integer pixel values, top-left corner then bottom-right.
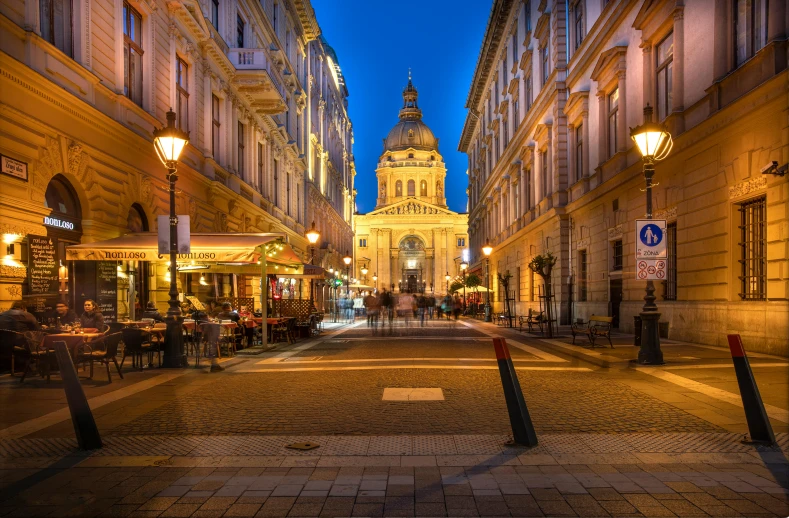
[[578, 249, 588, 302], [735, 0, 768, 66], [738, 196, 766, 300], [608, 87, 619, 158], [420, 180, 427, 196], [529, 268, 534, 301], [237, 122, 244, 176], [663, 222, 677, 300], [211, 95, 221, 159], [257, 142, 264, 190], [525, 1, 531, 32], [40, 0, 73, 56], [273, 159, 279, 206], [123, 2, 143, 106], [612, 240, 623, 270], [211, 0, 219, 28], [236, 14, 244, 48], [612, 198, 619, 212], [575, 123, 583, 182], [513, 99, 520, 130], [407, 179, 415, 196], [359, 238, 368, 248], [395, 180, 402, 197], [503, 58, 508, 85], [273, 2, 278, 33], [176, 57, 189, 131], [286, 172, 291, 216], [516, 266, 521, 301], [457, 238, 466, 247], [572, 0, 584, 52], [503, 114, 509, 146], [540, 45, 549, 86], [541, 150, 549, 198], [512, 33, 518, 65], [524, 168, 531, 211], [525, 75, 533, 112], [656, 32, 673, 121]]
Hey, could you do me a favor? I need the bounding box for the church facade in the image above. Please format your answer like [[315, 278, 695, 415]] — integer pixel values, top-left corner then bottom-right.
[[353, 80, 468, 295]]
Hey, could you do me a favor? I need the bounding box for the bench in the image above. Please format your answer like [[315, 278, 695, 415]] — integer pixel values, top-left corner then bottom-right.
[[571, 316, 614, 348], [518, 309, 545, 334]]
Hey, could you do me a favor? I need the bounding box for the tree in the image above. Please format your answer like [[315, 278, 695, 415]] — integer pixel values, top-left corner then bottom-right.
[[527, 252, 557, 338], [449, 280, 465, 294], [464, 273, 482, 289]]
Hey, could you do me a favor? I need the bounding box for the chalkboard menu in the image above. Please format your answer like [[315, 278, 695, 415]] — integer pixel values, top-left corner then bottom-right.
[[28, 234, 58, 295], [96, 261, 118, 322]]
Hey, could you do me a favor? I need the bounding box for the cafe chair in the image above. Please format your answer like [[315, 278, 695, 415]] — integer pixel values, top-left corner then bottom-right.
[[99, 324, 111, 334], [76, 332, 124, 382], [21, 331, 48, 383], [218, 320, 237, 357], [195, 322, 220, 367], [107, 322, 127, 334], [120, 328, 155, 372]]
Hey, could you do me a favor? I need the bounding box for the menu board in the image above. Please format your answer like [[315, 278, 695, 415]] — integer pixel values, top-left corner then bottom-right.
[[28, 234, 58, 295], [96, 261, 118, 322]]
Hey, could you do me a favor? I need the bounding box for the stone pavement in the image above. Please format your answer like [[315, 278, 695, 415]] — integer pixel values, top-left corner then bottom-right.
[[0, 318, 787, 516]]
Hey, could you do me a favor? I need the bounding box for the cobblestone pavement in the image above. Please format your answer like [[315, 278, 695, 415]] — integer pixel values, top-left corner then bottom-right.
[[0, 319, 787, 516]]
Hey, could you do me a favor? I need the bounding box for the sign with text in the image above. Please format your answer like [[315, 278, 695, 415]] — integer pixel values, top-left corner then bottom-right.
[[636, 259, 667, 281], [635, 219, 667, 259], [27, 234, 58, 295], [1, 155, 28, 181], [157, 215, 191, 255], [96, 261, 118, 322]]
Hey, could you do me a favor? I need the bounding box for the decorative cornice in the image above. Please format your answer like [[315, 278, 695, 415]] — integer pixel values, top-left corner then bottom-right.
[[729, 176, 767, 199]]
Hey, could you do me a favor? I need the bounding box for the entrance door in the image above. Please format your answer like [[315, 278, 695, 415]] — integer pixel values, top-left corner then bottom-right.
[[609, 279, 623, 328], [406, 272, 418, 293]]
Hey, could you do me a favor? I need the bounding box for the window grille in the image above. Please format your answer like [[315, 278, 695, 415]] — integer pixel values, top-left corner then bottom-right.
[[663, 222, 677, 300], [578, 249, 588, 302], [612, 240, 623, 271], [738, 196, 766, 300]]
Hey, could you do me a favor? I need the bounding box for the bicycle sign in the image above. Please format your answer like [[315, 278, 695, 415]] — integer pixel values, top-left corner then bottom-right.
[[637, 259, 667, 280], [636, 219, 667, 259]]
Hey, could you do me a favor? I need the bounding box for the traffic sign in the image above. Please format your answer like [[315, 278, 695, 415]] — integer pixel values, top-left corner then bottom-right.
[[636, 219, 667, 259], [636, 259, 667, 280]]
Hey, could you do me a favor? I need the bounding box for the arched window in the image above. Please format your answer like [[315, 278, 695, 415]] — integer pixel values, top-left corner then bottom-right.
[[127, 203, 149, 232], [395, 180, 402, 197], [407, 180, 415, 196], [420, 180, 427, 196], [45, 174, 81, 220]]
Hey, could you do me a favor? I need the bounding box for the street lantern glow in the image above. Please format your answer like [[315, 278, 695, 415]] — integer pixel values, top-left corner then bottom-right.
[[445, 272, 451, 281], [343, 251, 352, 266], [630, 105, 672, 162], [305, 221, 320, 245], [373, 273, 378, 281], [153, 109, 189, 168], [361, 266, 368, 276], [482, 239, 493, 257], [460, 261, 468, 271]]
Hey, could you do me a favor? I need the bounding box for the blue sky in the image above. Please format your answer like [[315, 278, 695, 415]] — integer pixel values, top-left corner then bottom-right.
[[311, 0, 492, 214]]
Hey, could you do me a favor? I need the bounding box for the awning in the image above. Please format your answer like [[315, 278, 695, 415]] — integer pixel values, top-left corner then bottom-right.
[[467, 286, 492, 293], [65, 232, 302, 266], [347, 283, 373, 290]]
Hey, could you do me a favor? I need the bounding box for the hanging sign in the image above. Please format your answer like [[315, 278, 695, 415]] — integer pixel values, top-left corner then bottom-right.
[[636, 259, 667, 281], [635, 219, 667, 259], [157, 215, 191, 255]]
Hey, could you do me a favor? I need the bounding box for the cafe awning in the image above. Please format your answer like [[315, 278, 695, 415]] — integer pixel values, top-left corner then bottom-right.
[[65, 232, 302, 266]]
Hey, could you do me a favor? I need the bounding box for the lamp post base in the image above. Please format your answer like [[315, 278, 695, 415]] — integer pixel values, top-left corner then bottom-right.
[[163, 316, 186, 368], [638, 311, 664, 365], [484, 304, 492, 322]]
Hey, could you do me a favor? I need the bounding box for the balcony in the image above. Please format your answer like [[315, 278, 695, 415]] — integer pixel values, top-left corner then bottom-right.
[[228, 48, 286, 115]]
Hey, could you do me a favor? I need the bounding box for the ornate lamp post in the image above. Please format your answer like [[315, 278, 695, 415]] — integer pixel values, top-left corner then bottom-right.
[[361, 265, 369, 287], [630, 105, 673, 365], [482, 239, 493, 322], [305, 221, 320, 304], [460, 260, 468, 311], [343, 251, 352, 298], [152, 109, 189, 368], [445, 272, 451, 295], [372, 273, 378, 291]]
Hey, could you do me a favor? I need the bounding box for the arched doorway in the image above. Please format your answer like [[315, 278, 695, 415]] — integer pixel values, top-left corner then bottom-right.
[[398, 236, 426, 293], [41, 175, 83, 312], [124, 203, 150, 319]]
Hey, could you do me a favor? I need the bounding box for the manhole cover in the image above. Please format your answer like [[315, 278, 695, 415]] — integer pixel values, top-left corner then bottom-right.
[[286, 442, 320, 450]]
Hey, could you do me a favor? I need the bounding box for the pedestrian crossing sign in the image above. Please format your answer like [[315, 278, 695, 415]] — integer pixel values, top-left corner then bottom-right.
[[635, 219, 667, 259]]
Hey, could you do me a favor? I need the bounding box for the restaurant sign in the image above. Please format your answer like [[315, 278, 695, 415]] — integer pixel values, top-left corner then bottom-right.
[[44, 216, 76, 230], [65, 248, 259, 263]]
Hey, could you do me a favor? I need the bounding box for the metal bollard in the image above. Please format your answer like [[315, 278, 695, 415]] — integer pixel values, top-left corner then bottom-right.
[[726, 334, 775, 445], [493, 338, 538, 447], [53, 341, 102, 450]]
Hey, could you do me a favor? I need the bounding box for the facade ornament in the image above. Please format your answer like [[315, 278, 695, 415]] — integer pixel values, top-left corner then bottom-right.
[[653, 205, 677, 221], [607, 224, 624, 240], [0, 265, 27, 279], [168, 22, 178, 39], [213, 212, 228, 232], [728, 176, 767, 199]]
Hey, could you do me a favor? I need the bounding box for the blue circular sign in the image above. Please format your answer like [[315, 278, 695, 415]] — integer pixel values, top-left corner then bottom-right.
[[639, 224, 663, 247]]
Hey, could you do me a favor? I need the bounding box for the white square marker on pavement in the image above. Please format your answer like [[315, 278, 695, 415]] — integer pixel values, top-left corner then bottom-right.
[[382, 388, 444, 401]]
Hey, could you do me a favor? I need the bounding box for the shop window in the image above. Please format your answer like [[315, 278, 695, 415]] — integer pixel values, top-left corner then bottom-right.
[[656, 32, 673, 121], [123, 1, 144, 107], [40, 0, 73, 57], [738, 196, 766, 300]]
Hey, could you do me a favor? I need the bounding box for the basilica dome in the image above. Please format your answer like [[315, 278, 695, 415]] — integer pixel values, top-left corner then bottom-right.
[[382, 79, 439, 152]]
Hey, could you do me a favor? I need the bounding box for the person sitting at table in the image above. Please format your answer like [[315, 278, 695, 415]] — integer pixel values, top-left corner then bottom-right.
[[0, 301, 39, 333], [141, 301, 165, 323], [51, 302, 78, 327], [79, 299, 104, 330], [217, 302, 240, 323]]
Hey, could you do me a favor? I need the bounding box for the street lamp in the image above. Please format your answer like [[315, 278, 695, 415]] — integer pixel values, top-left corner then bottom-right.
[[482, 239, 493, 322], [361, 265, 369, 286], [152, 108, 189, 369], [630, 104, 673, 365], [460, 260, 468, 312], [372, 272, 378, 291], [343, 251, 352, 298], [445, 272, 450, 295], [305, 221, 320, 305]]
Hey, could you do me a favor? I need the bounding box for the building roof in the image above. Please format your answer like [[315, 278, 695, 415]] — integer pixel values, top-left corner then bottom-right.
[[383, 79, 439, 152]]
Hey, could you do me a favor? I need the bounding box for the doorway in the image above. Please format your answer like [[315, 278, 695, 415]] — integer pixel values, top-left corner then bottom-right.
[[609, 279, 622, 328]]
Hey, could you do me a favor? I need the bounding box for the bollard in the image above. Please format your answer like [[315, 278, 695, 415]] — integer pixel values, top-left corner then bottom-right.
[[726, 334, 775, 445], [53, 341, 102, 450], [493, 338, 538, 447]]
